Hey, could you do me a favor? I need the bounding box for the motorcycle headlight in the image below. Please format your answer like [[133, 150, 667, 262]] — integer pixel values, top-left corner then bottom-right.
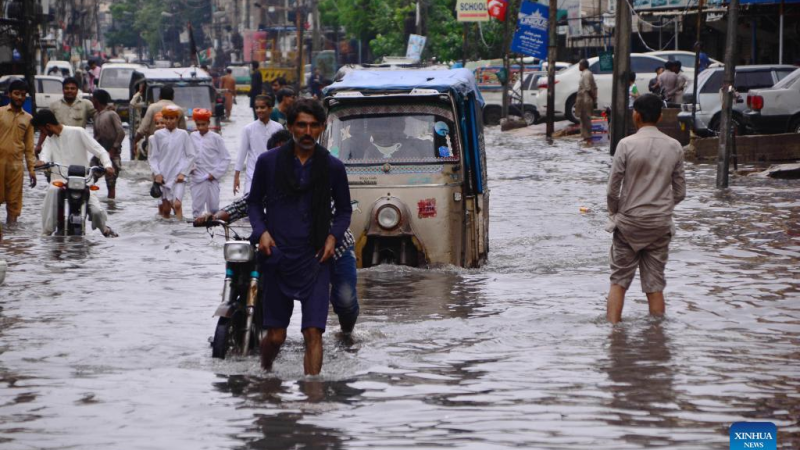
[[377, 205, 401, 230], [224, 241, 254, 263], [68, 176, 86, 190]]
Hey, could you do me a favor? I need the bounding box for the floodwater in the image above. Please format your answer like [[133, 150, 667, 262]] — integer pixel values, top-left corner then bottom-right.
[[1, 100, 798, 449]]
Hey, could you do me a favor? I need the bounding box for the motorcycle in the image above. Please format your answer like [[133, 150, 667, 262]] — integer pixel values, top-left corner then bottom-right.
[[197, 220, 262, 359], [35, 162, 106, 236]]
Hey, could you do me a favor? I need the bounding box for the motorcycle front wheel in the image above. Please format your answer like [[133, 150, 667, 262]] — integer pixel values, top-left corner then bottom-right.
[[211, 317, 233, 359]]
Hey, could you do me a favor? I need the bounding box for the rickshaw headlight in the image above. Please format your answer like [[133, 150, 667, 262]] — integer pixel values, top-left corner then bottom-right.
[[224, 241, 254, 262], [377, 205, 401, 230]]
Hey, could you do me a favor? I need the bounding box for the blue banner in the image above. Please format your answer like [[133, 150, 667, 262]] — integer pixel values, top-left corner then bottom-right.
[[510, 0, 549, 59]]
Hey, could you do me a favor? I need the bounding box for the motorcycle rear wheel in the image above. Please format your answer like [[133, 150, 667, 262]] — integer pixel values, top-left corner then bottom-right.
[[211, 317, 232, 359]]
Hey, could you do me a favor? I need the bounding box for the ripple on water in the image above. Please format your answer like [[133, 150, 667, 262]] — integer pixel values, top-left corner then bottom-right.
[[1, 114, 799, 449]]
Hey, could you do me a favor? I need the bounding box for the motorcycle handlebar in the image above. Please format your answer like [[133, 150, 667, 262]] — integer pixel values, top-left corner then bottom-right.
[[193, 218, 227, 228]]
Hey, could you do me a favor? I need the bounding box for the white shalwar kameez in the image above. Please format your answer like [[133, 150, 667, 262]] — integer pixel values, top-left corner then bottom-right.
[[190, 131, 231, 217], [235, 119, 284, 195], [149, 128, 196, 202], [39, 126, 113, 235]]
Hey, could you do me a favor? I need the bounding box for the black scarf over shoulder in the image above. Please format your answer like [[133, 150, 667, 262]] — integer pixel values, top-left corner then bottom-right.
[[275, 141, 331, 250]]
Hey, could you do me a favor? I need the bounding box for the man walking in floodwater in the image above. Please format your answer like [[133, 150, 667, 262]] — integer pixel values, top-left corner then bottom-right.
[[247, 99, 351, 375], [576, 59, 597, 145], [606, 94, 686, 324]]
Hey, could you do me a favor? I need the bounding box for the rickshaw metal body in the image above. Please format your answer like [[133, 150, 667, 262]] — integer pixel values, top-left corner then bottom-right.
[[323, 68, 489, 268]]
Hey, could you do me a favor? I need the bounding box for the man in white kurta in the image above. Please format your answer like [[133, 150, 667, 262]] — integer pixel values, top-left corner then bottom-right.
[[31, 111, 116, 237], [190, 110, 230, 218], [233, 95, 283, 195]]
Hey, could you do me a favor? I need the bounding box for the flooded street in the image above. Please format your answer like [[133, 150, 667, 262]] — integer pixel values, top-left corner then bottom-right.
[[1, 99, 798, 449]]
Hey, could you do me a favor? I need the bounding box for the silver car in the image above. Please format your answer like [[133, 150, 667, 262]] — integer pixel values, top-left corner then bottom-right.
[[677, 65, 796, 136]]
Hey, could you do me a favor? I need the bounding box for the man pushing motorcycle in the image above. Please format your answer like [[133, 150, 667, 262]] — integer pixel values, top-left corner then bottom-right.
[[31, 110, 118, 237], [246, 99, 351, 376], [195, 130, 360, 343]]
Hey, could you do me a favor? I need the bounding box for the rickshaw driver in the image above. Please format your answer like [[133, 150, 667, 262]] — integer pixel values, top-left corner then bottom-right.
[[247, 99, 352, 376]]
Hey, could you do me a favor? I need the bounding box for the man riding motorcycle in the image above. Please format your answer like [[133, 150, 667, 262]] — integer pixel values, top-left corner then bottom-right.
[[31, 110, 118, 237]]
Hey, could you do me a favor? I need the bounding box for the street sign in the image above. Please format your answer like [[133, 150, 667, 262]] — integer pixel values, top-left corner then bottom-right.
[[456, 0, 490, 22], [599, 50, 613, 71], [406, 34, 427, 61], [488, 0, 508, 21], [510, 0, 549, 59], [567, 0, 582, 37]]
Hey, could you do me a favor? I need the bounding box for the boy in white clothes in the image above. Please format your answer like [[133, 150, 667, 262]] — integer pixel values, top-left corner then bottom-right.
[[149, 105, 196, 220], [233, 94, 283, 195], [190, 109, 230, 218]]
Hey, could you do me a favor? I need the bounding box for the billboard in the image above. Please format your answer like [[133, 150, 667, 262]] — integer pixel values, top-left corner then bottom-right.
[[510, 0, 549, 59]]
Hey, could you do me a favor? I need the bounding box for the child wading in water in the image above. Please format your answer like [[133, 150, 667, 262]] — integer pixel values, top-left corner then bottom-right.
[[190, 109, 230, 218], [149, 105, 196, 219]]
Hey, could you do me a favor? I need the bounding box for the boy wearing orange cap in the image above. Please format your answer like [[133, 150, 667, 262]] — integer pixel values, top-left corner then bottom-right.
[[149, 105, 196, 219], [190, 109, 230, 217]]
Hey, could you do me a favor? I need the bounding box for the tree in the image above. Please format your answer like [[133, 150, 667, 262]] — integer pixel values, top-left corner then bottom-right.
[[320, 0, 507, 63]]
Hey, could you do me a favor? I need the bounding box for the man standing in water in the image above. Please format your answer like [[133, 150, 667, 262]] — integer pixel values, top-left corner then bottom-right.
[[90, 89, 125, 199], [576, 59, 597, 145], [606, 94, 685, 324], [0, 80, 36, 227], [247, 99, 352, 375]]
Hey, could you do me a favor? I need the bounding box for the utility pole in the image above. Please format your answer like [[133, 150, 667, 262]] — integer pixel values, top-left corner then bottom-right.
[[296, 0, 305, 90], [545, 0, 557, 142], [22, 0, 38, 112], [691, 0, 704, 130], [716, 0, 739, 188], [501, 0, 518, 120], [610, 0, 632, 156]]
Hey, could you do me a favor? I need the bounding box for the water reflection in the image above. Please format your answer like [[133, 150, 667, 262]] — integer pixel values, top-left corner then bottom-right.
[[602, 321, 678, 447], [213, 374, 365, 450], [358, 268, 489, 321]]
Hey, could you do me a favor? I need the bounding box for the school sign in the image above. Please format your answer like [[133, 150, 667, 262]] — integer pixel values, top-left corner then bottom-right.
[[457, 0, 490, 22]]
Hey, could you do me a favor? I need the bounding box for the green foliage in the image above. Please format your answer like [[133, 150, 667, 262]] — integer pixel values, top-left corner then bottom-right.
[[320, 0, 509, 63], [106, 0, 211, 59]]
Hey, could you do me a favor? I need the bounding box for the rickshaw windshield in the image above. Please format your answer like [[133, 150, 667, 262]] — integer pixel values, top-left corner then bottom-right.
[[150, 85, 213, 112], [326, 103, 460, 164]]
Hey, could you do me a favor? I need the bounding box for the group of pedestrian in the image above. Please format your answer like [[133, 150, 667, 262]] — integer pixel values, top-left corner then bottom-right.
[[649, 60, 689, 105]]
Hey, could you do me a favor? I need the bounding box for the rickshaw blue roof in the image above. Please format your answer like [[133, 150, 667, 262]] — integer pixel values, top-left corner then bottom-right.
[[325, 69, 484, 106]]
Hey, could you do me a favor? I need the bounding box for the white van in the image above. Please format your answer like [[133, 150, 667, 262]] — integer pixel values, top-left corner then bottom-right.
[[98, 63, 146, 120], [43, 60, 74, 78]]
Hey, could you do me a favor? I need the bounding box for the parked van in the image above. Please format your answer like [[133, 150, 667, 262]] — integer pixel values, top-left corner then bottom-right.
[[98, 63, 146, 121]]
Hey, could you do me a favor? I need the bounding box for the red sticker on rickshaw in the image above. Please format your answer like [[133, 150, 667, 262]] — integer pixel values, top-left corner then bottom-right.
[[418, 199, 437, 218]]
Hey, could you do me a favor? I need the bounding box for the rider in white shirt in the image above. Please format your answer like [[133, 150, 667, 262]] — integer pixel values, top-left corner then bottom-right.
[[31, 110, 117, 237]]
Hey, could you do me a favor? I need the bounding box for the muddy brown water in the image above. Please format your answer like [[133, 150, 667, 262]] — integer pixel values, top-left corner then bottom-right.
[[0, 101, 798, 449]]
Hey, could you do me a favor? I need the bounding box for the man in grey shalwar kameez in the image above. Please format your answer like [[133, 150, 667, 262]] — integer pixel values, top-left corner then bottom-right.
[[606, 94, 686, 324]]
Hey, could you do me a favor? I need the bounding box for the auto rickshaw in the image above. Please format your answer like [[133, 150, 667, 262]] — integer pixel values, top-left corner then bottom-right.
[[128, 67, 225, 158], [323, 67, 489, 268]]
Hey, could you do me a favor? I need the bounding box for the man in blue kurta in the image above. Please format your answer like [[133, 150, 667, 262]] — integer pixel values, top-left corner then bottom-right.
[[247, 99, 352, 375]]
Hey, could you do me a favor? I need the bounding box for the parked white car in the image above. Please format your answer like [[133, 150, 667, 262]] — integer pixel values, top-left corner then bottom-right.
[[534, 54, 679, 123], [34, 75, 90, 112], [646, 50, 721, 69], [744, 68, 800, 134]]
